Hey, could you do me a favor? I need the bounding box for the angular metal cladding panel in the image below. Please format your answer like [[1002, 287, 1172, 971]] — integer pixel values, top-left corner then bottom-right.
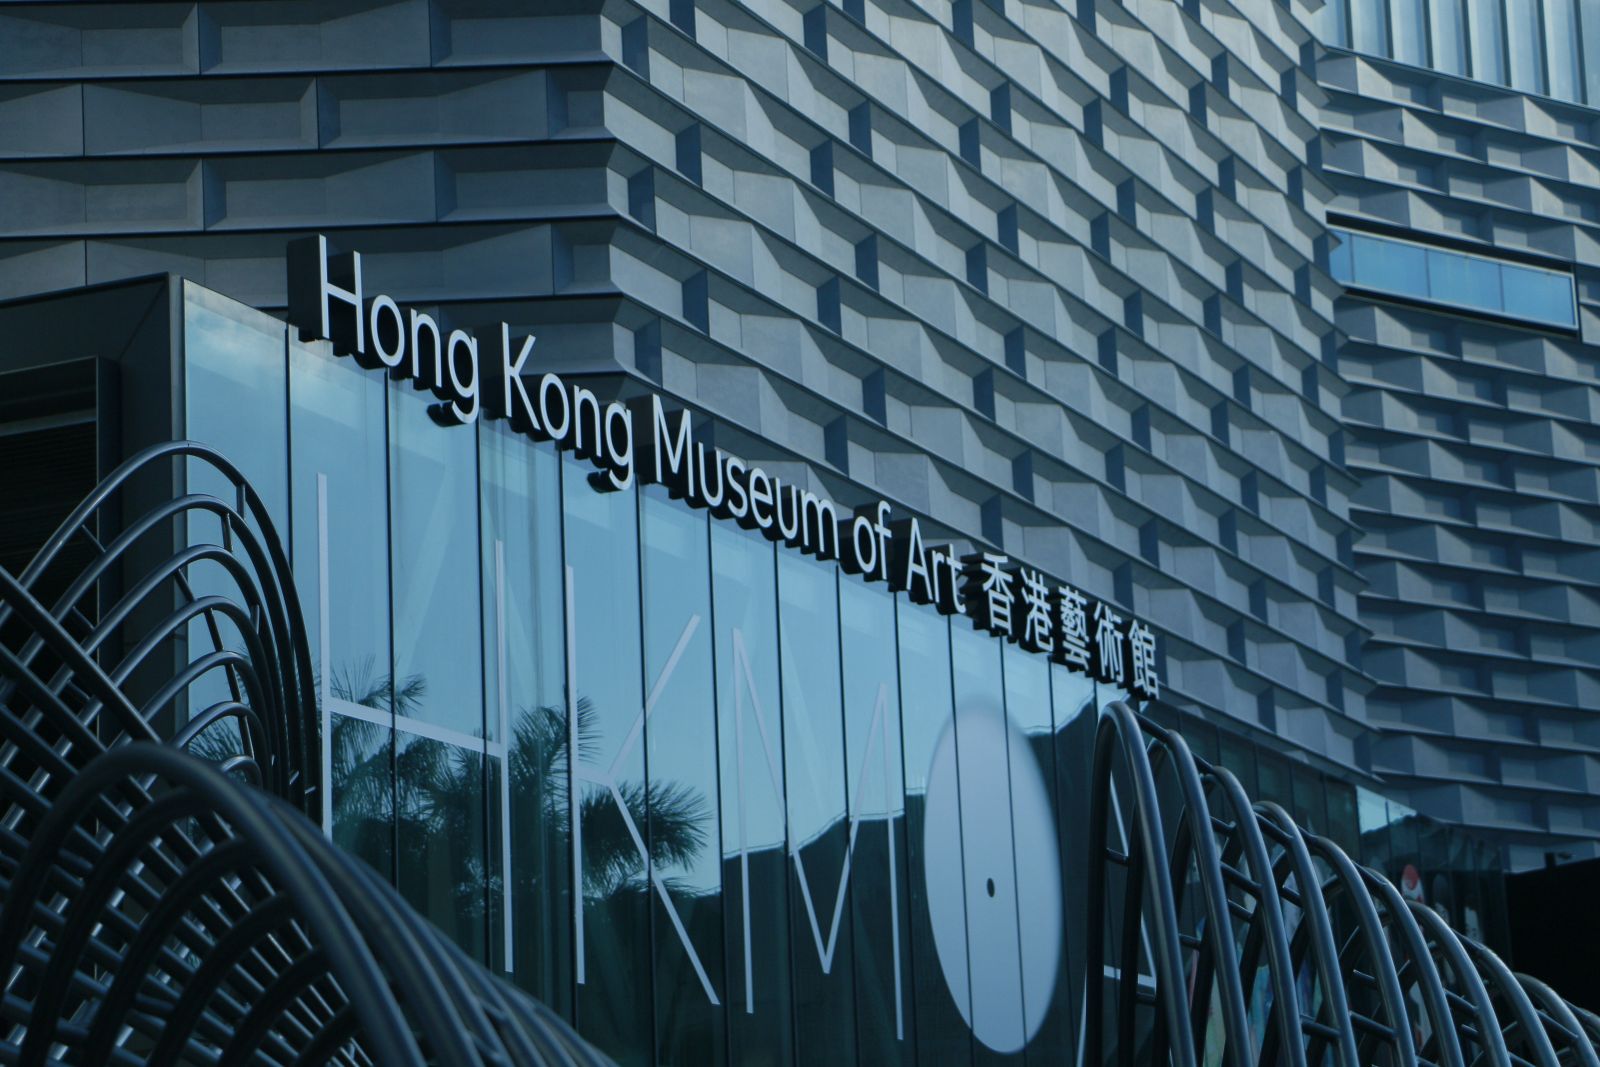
[[1323, 50, 1600, 864]]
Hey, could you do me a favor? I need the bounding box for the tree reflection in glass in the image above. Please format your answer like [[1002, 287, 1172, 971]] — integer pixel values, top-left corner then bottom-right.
[[305, 666, 711, 966]]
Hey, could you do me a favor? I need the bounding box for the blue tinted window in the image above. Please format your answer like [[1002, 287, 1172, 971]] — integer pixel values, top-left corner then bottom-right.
[[1502, 263, 1577, 326], [1545, 0, 1582, 101], [1333, 228, 1575, 329], [1432, 0, 1470, 74], [1584, 1, 1600, 103], [1321, 0, 1350, 47], [1390, 0, 1428, 64], [1352, 232, 1428, 299], [1427, 248, 1501, 311], [1506, 0, 1546, 92], [1468, 0, 1508, 83], [1328, 234, 1353, 282], [1352, 0, 1391, 54]]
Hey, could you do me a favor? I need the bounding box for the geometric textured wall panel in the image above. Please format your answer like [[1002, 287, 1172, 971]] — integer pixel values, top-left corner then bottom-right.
[[1321, 49, 1600, 869]]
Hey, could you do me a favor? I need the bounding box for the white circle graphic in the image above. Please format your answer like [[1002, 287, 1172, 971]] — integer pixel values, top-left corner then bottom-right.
[[923, 704, 1062, 1053]]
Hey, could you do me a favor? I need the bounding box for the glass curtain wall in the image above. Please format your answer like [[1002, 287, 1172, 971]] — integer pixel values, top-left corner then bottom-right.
[[1319, 0, 1600, 109], [179, 287, 1516, 1057]]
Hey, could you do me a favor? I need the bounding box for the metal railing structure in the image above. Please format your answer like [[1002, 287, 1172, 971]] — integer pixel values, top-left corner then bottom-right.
[[0, 442, 609, 1066], [1086, 700, 1600, 1067]]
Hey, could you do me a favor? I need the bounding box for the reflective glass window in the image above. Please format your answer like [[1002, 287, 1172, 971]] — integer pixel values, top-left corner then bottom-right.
[[1544, 0, 1582, 100], [390, 390, 490, 953], [640, 489, 725, 1066], [1468, 0, 1508, 83], [481, 422, 570, 1010], [1357, 787, 1394, 870], [1334, 228, 1576, 329], [777, 551, 858, 1067], [1583, 2, 1600, 103], [1502, 261, 1577, 326], [949, 624, 1028, 1063], [289, 337, 393, 880], [184, 283, 288, 522], [896, 601, 973, 1066], [1352, 0, 1392, 55], [710, 523, 794, 1065], [1002, 644, 1067, 1061], [839, 576, 914, 1066], [1255, 750, 1292, 809], [1506, 0, 1547, 92], [562, 458, 651, 1063], [1216, 728, 1257, 794], [1290, 769, 1329, 835], [1326, 780, 1361, 855], [1049, 668, 1095, 1052], [1427, 247, 1502, 312], [182, 285, 289, 735], [1319, 0, 1351, 46], [389, 387, 483, 735], [1390, 0, 1428, 65], [395, 732, 487, 959], [1328, 233, 1353, 282], [1432, 0, 1470, 74], [1350, 232, 1428, 300]]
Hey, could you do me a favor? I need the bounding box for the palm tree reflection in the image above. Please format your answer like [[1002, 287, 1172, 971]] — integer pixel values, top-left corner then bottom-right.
[[315, 663, 711, 939]]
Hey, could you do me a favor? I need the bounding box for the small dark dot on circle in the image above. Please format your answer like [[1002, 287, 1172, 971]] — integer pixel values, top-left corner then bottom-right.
[[986, 878, 996, 897]]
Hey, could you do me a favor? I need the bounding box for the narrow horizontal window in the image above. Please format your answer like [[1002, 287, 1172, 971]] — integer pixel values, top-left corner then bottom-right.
[[1330, 227, 1577, 328]]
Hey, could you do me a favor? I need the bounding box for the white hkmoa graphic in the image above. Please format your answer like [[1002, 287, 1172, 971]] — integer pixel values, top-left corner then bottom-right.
[[923, 705, 1062, 1053]]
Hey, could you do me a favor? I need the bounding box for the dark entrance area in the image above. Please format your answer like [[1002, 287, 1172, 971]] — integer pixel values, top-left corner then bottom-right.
[[1509, 857, 1600, 1012]]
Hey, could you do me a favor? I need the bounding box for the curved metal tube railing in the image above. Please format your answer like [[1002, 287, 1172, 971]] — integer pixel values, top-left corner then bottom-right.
[[0, 442, 609, 1066], [1084, 700, 1599, 1067]]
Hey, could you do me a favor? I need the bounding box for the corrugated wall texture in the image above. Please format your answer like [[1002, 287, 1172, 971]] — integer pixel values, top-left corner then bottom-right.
[[0, 0, 1366, 780], [1320, 49, 1600, 869]]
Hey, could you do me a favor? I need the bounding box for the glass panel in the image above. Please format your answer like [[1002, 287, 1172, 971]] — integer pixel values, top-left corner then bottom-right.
[[949, 624, 1026, 1066], [1256, 750, 1292, 810], [1321, 0, 1350, 46], [1325, 780, 1361, 856], [328, 711, 393, 877], [1506, 0, 1546, 92], [563, 457, 651, 1063], [389, 386, 483, 735], [1501, 262, 1576, 326], [1390, 0, 1428, 65], [639, 488, 726, 1066], [181, 284, 289, 735], [1357, 787, 1394, 870], [1427, 248, 1502, 312], [1216, 728, 1257, 795], [184, 282, 289, 522], [1328, 231, 1353, 282], [1582, 0, 1600, 103], [711, 523, 794, 1066], [1352, 0, 1392, 54], [777, 551, 858, 1067], [839, 576, 914, 1066], [289, 337, 393, 879], [1351, 232, 1428, 300], [1468, 0, 1508, 83], [897, 600, 973, 1066], [1544, 0, 1581, 100], [481, 421, 570, 1011], [395, 731, 487, 959], [1432, 0, 1470, 74], [1290, 769, 1329, 836], [1049, 668, 1095, 1058], [1002, 644, 1066, 1062]]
